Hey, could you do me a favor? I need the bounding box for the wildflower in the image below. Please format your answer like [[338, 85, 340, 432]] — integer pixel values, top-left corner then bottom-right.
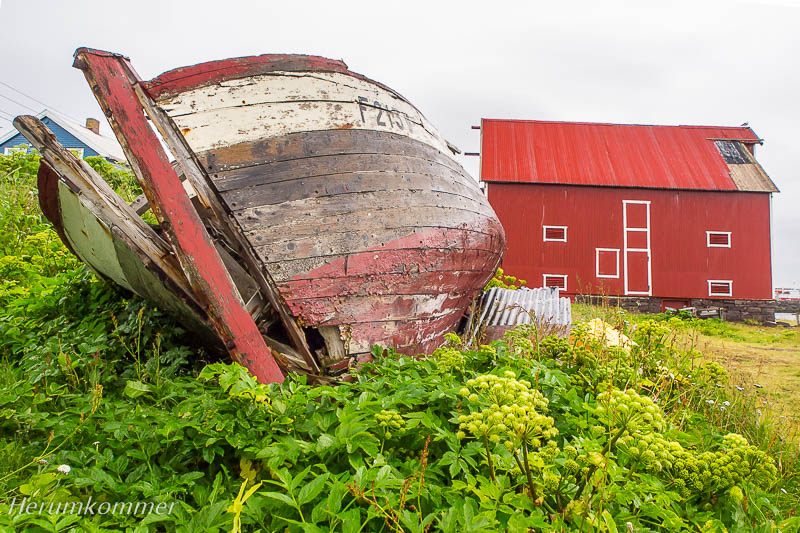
[[735, 386, 743, 391], [706, 399, 715, 405], [57, 464, 71, 474], [38, 459, 48, 465], [722, 401, 730, 407], [754, 383, 763, 389]]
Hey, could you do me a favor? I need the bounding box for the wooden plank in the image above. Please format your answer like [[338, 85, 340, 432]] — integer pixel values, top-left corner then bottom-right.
[[264, 225, 504, 282], [286, 292, 474, 326], [235, 193, 496, 234], [344, 308, 467, 356], [143, 54, 354, 100], [215, 152, 470, 196], [129, 68, 319, 374], [73, 47, 285, 384], [222, 171, 484, 212], [199, 129, 471, 177], [281, 270, 492, 301], [163, 99, 450, 156], [255, 227, 489, 267], [250, 210, 498, 257], [157, 70, 419, 118]]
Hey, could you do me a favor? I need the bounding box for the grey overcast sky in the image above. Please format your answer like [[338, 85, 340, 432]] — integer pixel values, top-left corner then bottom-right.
[[0, 0, 797, 287]]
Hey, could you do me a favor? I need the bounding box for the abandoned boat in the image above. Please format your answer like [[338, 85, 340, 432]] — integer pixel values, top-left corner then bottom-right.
[[18, 48, 505, 383]]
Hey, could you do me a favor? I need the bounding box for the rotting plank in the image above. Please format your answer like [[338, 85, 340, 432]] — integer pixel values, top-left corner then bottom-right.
[[73, 47, 285, 384]]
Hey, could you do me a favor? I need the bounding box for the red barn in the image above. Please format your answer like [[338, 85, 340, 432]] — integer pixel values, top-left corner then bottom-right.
[[479, 119, 779, 322]]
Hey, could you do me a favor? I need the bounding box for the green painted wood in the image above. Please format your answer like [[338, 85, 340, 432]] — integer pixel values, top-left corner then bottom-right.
[[57, 179, 213, 337], [58, 180, 131, 290]]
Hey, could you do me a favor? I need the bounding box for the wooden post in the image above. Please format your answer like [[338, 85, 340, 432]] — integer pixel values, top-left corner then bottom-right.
[[73, 48, 284, 384]]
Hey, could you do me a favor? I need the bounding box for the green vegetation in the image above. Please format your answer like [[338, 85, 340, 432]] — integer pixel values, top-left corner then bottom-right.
[[1, 153, 799, 531], [484, 267, 526, 291]]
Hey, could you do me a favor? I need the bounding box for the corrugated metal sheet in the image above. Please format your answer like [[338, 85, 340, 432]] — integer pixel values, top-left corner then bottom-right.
[[480, 119, 765, 191], [470, 287, 572, 342]]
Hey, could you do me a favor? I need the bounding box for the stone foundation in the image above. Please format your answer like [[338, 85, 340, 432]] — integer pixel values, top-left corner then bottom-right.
[[575, 295, 775, 323], [689, 298, 775, 324]]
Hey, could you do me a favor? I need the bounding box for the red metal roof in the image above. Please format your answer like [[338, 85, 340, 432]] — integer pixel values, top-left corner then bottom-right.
[[480, 119, 761, 191]]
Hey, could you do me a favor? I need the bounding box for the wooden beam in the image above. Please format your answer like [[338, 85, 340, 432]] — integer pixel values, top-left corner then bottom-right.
[[73, 47, 285, 384], [123, 67, 319, 374]]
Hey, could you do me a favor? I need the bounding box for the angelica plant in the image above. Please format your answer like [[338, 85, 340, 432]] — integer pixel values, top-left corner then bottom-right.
[[457, 372, 557, 505], [374, 409, 406, 454]]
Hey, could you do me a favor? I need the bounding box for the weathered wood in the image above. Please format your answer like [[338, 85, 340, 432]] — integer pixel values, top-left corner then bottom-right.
[[281, 269, 492, 301], [235, 193, 496, 235], [199, 129, 471, 177], [143, 54, 356, 100], [153, 68, 454, 156], [287, 292, 474, 326], [253, 223, 495, 267], [222, 170, 483, 212], [14, 115, 200, 309], [129, 68, 319, 373], [215, 152, 470, 196], [73, 48, 285, 384], [263, 225, 504, 282]]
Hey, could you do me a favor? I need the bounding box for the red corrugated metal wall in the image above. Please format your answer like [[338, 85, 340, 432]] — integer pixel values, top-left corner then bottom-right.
[[487, 183, 772, 300]]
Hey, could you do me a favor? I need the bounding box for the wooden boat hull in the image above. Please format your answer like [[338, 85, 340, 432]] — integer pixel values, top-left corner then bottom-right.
[[145, 56, 506, 359]]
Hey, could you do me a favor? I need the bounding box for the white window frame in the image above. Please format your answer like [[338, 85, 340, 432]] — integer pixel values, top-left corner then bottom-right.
[[706, 231, 731, 248], [622, 200, 652, 296], [708, 280, 733, 297], [542, 274, 567, 291], [542, 225, 567, 242], [595, 248, 620, 279], [3, 145, 28, 155]]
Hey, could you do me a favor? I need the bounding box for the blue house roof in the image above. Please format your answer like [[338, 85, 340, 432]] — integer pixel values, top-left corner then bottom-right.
[[0, 110, 125, 162]]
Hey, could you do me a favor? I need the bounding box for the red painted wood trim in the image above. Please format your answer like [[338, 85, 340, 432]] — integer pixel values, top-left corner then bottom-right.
[[137, 52, 407, 103], [73, 48, 284, 384]]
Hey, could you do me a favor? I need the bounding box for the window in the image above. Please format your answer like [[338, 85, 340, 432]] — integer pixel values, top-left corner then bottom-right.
[[542, 226, 567, 242], [543, 274, 567, 290], [706, 231, 731, 248], [595, 248, 620, 278], [3, 145, 29, 155], [714, 140, 748, 164], [708, 280, 733, 297]]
